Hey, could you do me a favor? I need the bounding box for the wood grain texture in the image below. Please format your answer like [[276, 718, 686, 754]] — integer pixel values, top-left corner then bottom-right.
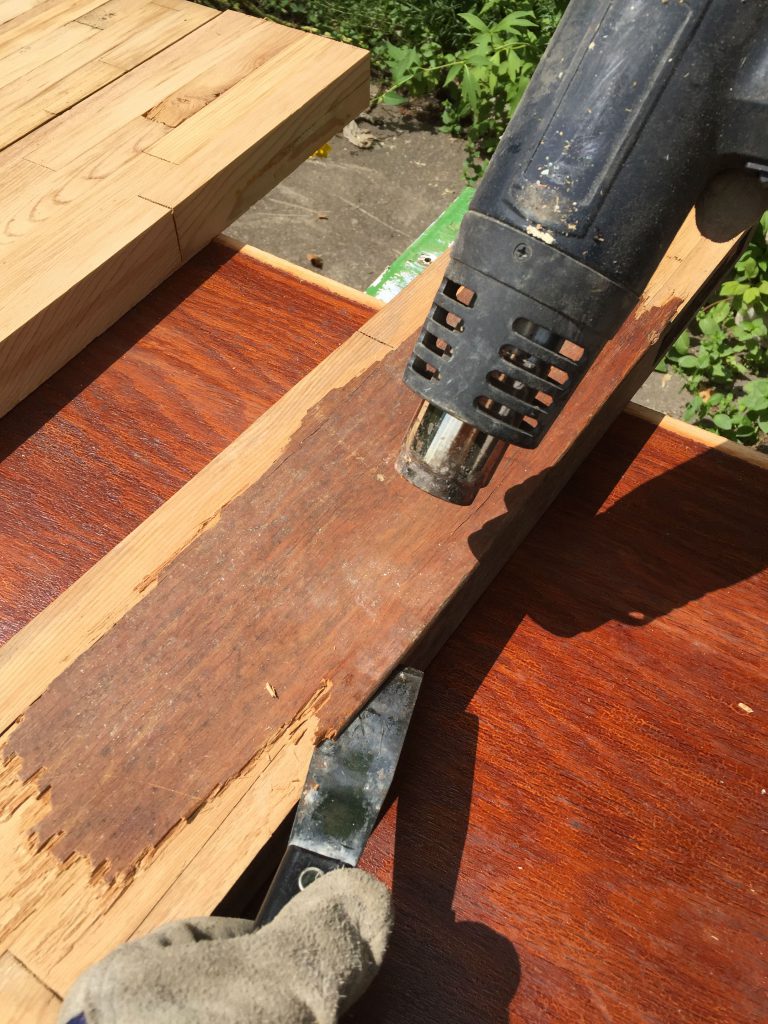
[[2, 214, 754, 876], [0, 952, 60, 1024], [0, 0, 105, 62], [0, 240, 377, 643], [0, 18, 95, 91], [0, 3, 369, 417], [352, 411, 767, 1024], [0, 1, 215, 147]]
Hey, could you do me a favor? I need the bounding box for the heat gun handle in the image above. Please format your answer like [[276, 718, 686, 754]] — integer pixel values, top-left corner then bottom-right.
[[475, 0, 768, 297]]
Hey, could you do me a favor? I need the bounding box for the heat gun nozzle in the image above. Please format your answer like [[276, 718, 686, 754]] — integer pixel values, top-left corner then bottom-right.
[[395, 400, 507, 505]]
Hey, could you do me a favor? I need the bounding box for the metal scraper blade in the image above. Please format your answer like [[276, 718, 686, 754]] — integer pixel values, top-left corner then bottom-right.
[[289, 666, 423, 866], [254, 666, 423, 927]]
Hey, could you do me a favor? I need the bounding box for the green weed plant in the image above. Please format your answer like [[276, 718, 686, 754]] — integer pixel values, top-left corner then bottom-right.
[[382, 2, 565, 178], [657, 216, 768, 446]]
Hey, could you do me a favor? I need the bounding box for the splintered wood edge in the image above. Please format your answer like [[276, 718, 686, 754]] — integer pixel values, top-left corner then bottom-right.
[[215, 234, 384, 310]]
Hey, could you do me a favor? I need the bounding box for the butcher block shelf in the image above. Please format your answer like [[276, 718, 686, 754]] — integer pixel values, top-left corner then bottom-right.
[[0, 0, 369, 418]]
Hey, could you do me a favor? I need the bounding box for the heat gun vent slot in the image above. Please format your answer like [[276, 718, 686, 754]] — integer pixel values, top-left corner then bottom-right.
[[486, 371, 546, 417], [412, 356, 441, 382], [443, 278, 476, 308], [506, 318, 578, 392], [559, 339, 585, 362], [474, 395, 538, 436], [512, 318, 567, 356], [421, 332, 453, 359], [499, 345, 542, 376], [432, 305, 464, 333]]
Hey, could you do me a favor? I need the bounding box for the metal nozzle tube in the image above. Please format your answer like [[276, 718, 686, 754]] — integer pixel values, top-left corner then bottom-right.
[[395, 400, 507, 505]]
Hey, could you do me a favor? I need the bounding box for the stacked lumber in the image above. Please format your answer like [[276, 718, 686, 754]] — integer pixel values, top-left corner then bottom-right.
[[0, 213, 757, 1022], [0, 0, 369, 417]]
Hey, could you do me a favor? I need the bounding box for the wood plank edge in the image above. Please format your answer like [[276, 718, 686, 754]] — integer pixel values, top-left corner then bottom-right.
[[215, 235, 383, 311], [626, 401, 768, 469]]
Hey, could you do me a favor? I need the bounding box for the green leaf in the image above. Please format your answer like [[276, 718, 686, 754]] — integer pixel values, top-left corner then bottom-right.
[[460, 67, 479, 111], [731, 323, 756, 341], [506, 49, 522, 75], [673, 331, 691, 354], [720, 281, 747, 297], [381, 89, 408, 105], [460, 11, 490, 32], [677, 354, 699, 370], [492, 11, 537, 32], [384, 41, 422, 84], [444, 63, 462, 87], [740, 257, 759, 278], [698, 315, 721, 336], [713, 413, 733, 430], [743, 389, 768, 412]]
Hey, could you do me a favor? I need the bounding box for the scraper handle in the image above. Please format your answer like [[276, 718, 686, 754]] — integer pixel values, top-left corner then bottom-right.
[[255, 844, 347, 928]]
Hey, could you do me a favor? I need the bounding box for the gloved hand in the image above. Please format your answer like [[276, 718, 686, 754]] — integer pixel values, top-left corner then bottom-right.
[[59, 868, 392, 1024]]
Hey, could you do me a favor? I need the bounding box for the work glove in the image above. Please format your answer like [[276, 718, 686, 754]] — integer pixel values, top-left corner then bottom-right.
[[59, 868, 392, 1024]]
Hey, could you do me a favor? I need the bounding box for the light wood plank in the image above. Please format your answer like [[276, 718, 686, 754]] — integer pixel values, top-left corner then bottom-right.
[[0, 59, 120, 148], [0, 216, 756, 1005], [0, 953, 60, 1023], [0, 169, 181, 413], [148, 34, 353, 163], [0, 119, 168, 247], [1, 0, 204, 106], [144, 19, 300, 128], [0, 1, 218, 150], [98, 0, 217, 69], [0, 6, 368, 418], [0, 0, 105, 61], [23, 11, 270, 170], [0, 19, 95, 91], [0, 0, 45, 26], [77, 0, 147, 27], [142, 34, 370, 256]]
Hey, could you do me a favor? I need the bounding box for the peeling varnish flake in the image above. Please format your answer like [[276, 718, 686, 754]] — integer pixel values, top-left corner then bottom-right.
[[736, 702, 754, 715]]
